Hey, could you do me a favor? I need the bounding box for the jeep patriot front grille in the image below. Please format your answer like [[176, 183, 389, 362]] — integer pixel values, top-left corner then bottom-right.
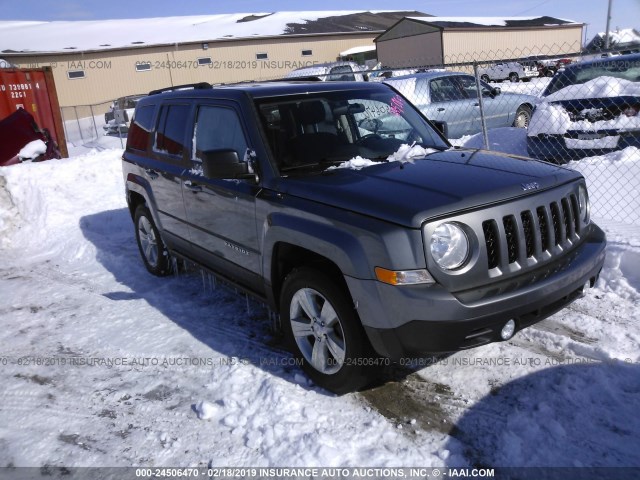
[[482, 192, 581, 272]]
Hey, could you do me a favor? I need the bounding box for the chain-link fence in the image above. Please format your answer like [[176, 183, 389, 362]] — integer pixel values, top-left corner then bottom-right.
[[60, 43, 640, 225], [60, 95, 148, 150]]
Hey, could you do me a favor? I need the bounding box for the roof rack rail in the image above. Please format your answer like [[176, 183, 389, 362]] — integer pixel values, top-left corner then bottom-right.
[[265, 76, 324, 82], [148, 82, 213, 95]]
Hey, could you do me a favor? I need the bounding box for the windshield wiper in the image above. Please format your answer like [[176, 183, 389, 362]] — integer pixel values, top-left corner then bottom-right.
[[280, 159, 345, 173]]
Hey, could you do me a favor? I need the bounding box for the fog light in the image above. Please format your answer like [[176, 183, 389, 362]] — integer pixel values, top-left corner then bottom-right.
[[501, 320, 516, 340]]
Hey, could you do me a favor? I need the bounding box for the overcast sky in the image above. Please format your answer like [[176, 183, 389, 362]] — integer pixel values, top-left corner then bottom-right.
[[2, 0, 638, 41]]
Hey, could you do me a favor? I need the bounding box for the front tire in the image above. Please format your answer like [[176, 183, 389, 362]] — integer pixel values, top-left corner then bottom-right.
[[134, 205, 171, 276], [513, 105, 532, 129], [480, 74, 490, 83], [509, 72, 519, 83], [280, 267, 374, 394]]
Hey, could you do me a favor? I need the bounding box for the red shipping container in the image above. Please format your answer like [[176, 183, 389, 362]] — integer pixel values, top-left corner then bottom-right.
[[0, 67, 68, 160]]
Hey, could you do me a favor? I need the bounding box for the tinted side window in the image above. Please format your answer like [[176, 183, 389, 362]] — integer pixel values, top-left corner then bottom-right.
[[154, 104, 190, 157], [127, 104, 155, 151], [192, 106, 248, 165]]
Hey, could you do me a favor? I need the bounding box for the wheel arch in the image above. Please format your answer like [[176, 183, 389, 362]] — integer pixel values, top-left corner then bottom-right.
[[270, 242, 350, 313]]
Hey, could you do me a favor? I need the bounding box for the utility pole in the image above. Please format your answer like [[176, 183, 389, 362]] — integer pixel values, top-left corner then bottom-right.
[[604, 0, 613, 50]]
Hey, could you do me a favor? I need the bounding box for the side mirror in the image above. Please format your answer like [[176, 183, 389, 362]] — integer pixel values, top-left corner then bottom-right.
[[201, 149, 248, 179]]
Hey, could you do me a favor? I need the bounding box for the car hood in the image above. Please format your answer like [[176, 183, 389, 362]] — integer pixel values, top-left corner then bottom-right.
[[276, 148, 580, 228]]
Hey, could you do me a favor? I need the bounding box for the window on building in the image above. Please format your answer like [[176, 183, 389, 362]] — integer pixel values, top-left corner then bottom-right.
[[197, 57, 212, 66], [135, 62, 151, 72], [67, 70, 85, 79], [256, 53, 268, 60], [301, 49, 313, 56]]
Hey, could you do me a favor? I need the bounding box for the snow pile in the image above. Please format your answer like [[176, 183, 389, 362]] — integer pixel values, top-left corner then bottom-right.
[[569, 147, 640, 224], [18, 139, 47, 161], [329, 144, 437, 171], [528, 101, 573, 136], [328, 156, 379, 170], [387, 143, 437, 162], [0, 175, 20, 248], [0, 148, 124, 255]]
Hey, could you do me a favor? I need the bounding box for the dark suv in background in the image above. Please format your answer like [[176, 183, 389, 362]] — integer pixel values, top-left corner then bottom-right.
[[122, 80, 606, 393]]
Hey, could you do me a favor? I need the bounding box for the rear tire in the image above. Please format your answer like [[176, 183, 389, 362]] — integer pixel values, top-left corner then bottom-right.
[[480, 74, 490, 83], [280, 267, 375, 394], [513, 105, 532, 129], [134, 205, 171, 276]]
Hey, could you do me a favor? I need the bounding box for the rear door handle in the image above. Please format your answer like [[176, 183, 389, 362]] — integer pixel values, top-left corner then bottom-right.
[[437, 107, 445, 112], [184, 180, 202, 192], [144, 168, 159, 180]]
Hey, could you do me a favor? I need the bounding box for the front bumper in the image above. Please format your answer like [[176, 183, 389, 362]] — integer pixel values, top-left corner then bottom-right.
[[346, 224, 606, 359], [527, 131, 640, 162]]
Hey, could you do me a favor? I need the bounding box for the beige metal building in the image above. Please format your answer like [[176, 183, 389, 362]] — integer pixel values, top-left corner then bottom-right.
[[0, 11, 428, 107], [375, 16, 584, 67]]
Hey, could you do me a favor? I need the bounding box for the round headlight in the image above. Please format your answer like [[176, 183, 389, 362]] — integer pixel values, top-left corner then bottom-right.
[[430, 222, 469, 270], [578, 185, 590, 223]]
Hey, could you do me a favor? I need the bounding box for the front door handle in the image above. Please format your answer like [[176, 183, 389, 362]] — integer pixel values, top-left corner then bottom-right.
[[437, 107, 445, 112], [184, 180, 202, 192], [144, 168, 159, 180]]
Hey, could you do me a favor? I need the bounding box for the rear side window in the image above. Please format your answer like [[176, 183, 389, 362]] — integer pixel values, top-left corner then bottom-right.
[[127, 104, 155, 151], [192, 106, 248, 165], [154, 104, 190, 157]]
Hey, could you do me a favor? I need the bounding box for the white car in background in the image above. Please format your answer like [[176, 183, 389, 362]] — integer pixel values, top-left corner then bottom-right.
[[285, 61, 366, 82], [103, 95, 144, 134], [479, 61, 538, 83]]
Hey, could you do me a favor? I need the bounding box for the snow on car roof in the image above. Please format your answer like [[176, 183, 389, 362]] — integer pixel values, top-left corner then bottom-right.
[[544, 76, 640, 103], [0, 11, 423, 54]]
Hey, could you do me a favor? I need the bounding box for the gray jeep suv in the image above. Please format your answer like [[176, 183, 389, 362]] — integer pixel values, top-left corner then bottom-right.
[[122, 80, 606, 393]]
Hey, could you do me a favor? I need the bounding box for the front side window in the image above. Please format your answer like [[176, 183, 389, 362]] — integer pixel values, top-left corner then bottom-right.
[[429, 77, 464, 102], [154, 104, 190, 157], [256, 89, 448, 173], [192, 106, 248, 166]]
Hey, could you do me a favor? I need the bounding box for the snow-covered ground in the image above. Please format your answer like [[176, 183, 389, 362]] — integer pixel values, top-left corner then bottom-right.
[[1, 139, 639, 467]]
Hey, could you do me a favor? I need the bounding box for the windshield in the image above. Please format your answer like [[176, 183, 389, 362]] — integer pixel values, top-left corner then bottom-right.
[[255, 89, 448, 173], [544, 57, 640, 96]]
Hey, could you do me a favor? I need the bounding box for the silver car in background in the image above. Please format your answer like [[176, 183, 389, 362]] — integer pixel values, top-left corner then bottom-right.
[[385, 71, 536, 139]]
